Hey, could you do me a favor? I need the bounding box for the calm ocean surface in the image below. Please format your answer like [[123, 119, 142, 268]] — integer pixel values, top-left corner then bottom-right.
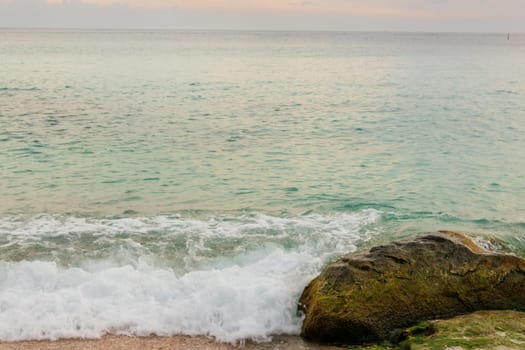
[[0, 30, 524, 342]]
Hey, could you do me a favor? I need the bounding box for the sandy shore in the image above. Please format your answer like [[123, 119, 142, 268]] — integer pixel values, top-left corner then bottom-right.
[[0, 335, 344, 350]]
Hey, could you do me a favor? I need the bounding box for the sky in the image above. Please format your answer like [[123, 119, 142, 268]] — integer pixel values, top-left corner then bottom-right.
[[0, 0, 524, 32]]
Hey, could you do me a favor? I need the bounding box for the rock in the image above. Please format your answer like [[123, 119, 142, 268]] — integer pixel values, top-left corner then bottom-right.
[[354, 310, 525, 350], [403, 310, 525, 350], [298, 231, 525, 345]]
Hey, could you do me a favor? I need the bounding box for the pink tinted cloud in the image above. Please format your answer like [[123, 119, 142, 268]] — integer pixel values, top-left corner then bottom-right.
[[45, 0, 433, 17], [41, 0, 525, 21]]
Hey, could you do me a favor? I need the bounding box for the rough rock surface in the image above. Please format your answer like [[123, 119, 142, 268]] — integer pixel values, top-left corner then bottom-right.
[[298, 231, 525, 345], [407, 310, 525, 350]]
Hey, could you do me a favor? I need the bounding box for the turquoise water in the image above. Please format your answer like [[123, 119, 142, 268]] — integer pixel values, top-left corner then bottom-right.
[[0, 30, 525, 342]]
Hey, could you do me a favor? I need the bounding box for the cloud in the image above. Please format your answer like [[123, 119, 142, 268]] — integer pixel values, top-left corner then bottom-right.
[[30, 0, 439, 19], [0, 0, 524, 31], [33, 0, 525, 22]]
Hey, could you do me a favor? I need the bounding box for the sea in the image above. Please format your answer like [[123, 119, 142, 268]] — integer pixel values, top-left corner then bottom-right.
[[0, 30, 524, 343]]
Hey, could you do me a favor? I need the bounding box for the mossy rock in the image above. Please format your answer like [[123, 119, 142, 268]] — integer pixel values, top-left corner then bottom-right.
[[349, 310, 525, 350], [403, 310, 525, 350], [299, 231, 525, 345]]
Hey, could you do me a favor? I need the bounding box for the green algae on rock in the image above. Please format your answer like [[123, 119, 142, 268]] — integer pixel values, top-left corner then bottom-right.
[[350, 310, 525, 350], [299, 231, 525, 345], [406, 310, 525, 350]]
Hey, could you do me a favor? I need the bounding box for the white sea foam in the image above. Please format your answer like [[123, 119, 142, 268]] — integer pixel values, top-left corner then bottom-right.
[[0, 210, 381, 342]]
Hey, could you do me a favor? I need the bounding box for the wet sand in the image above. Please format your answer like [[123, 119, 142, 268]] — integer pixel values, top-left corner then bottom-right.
[[0, 335, 344, 350]]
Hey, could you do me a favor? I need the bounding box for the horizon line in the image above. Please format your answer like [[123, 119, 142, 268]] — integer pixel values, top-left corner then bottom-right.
[[0, 27, 522, 35]]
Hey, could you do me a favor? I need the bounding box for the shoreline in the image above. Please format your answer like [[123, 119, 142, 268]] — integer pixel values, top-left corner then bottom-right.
[[0, 335, 344, 350]]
